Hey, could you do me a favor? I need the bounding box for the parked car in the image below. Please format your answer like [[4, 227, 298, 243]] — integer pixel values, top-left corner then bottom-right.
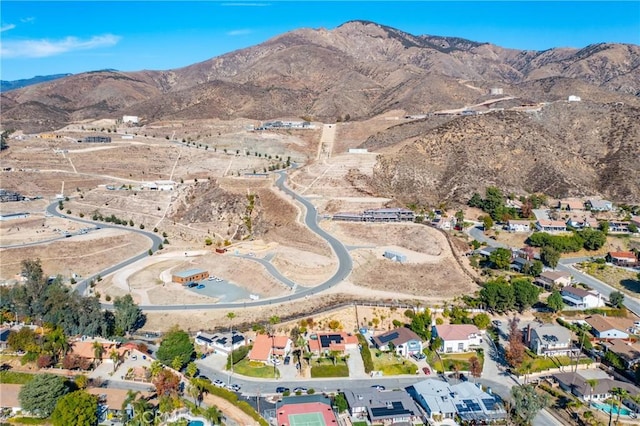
[[371, 385, 385, 391], [213, 379, 226, 388], [229, 384, 241, 392], [411, 352, 426, 361], [422, 367, 431, 375], [284, 356, 291, 365], [187, 282, 198, 288], [276, 387, 290, 394], [293, 387, 307, 393], [492, 320, 502, 326]]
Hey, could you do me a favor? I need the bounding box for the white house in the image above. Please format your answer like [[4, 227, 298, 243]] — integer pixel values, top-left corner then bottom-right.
[[561, 286, 604, 309], [371, 328, 423, 358], [122, 115, 139, 124], [586, 199, 613, 212], [535, 220, 567, 233], [433, 324, 482, 353], [507, 220, 530, 233], [526, 323, 577, 357], [585, 315, 631, 340], [195, 331, 246, 354], [408, 379, 506, 422]]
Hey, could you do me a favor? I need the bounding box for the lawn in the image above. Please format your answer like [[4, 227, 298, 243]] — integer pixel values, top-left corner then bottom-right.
[[0, 371, 35, 384], [371, 351, 417, 375], [518, 353, 593, 374], [426, 350, 484, 374], [311, 361, 349, 378], [232, 359, 278, 378]]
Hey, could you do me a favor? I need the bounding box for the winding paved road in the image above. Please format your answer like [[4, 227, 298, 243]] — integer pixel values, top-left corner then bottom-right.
[[46, 171, 353, 310], [45, 202, 163, 297]]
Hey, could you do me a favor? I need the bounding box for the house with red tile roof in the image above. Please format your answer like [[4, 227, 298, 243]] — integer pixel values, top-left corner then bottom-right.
[[433, 324, 482, 353], [70, 340, 129, 363], [606, 251, 638, 266], [307, 332, 358, 355], [248, 334, 292, 363]]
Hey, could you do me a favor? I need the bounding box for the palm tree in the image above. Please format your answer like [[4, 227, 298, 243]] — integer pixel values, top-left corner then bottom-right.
[[612, 387, 628, 425], [110, 348, 120, 372], [46, 327, 69, 362], [203, 405, 221, 424], [92, 341, 105, 364], [586, 379, 598, 402]]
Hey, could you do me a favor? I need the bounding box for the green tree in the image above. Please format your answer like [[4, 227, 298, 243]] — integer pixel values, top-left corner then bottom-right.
[[530, 260, 543, 277], [482, 215, 494, 232], [511, 384, 550, 425], [489, 248, 512, 270], [580, 228, 606, 250], [547, 291, 564, 313], [51, 390, 98, 426], [7, 327, 38, 352], [472, 313, 491, 329], [512, 278, 540, 311], [186, 361, 198, 378], [18, 373, 69, 417], [113, 294, 145, 336], [333, 393, 348, 413], [541, 246, 560, 268], [609, 291, 625, 309], [599, 221, 610, 235], [156, 327, 194, 369], [0, 129, 12, 150], [92, 341, 105, 364], [203, 405, 222, 424]]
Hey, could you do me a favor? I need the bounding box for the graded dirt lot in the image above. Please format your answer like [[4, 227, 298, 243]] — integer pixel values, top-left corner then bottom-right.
[[323, 221, 477, 297], [0, 228, 150, 281]]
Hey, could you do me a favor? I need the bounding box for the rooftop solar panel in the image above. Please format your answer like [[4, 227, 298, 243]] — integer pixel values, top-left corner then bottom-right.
[[370, 402, 412, 418], [456, 404, 470, 413], [319, 334, 343, 348], [378, 332, 399, 344], [482, 398, 498, 411]]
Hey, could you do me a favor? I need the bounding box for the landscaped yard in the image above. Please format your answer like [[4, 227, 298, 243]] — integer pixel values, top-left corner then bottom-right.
[[518, 352, 593, 374], [578, 262, 640, 296], [371, 351, 417, 375], [232, 359, 278, 378], [426, 349, 484, 374], [0, 370, 35, 384], [310, 357, 349, 378]]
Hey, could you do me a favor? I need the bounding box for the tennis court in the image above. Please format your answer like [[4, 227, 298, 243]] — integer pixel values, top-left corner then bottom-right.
[[288, 412, 326, 426]]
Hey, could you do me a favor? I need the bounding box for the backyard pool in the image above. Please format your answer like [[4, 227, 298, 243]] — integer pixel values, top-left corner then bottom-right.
[[591, 403, 632, 416], [188, 421, 205, 426]]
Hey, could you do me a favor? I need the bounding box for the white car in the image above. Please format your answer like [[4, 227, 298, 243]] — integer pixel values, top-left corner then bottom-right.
[[270, 358, 281, 365], [213, 379, 226, 388], [215, 278, 223, 282], [208, 277, 215, 281]]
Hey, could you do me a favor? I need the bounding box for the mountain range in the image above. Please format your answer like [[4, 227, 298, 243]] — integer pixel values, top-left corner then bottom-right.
[[2, 20, 639, 203]]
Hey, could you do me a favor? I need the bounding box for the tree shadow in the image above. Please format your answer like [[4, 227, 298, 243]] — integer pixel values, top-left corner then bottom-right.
[[619, 279, 640, 295]]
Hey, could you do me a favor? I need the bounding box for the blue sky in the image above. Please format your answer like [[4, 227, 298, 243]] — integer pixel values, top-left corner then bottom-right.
[[1, 1, 639, 81]]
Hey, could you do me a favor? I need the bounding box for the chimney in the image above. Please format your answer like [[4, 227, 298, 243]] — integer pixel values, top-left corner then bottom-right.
[[527, 324, 532, 344]]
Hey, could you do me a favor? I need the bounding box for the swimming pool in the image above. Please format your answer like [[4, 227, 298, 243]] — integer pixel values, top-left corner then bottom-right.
[[591, 403, 632, 416], [188, 421, 204, 426]]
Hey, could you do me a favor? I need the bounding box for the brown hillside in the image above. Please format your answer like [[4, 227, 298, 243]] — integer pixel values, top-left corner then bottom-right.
[[372, 102, 640, 205]]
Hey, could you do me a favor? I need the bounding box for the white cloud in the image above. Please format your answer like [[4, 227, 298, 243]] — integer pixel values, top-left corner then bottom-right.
[[226, 29, 253, 36], [1, 24, 16, 32], [1, 34, 121, 58], [21, 17, 36, 24]]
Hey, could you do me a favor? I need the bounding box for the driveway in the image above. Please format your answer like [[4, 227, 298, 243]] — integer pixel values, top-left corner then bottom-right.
[[346, 347, 367, 378]]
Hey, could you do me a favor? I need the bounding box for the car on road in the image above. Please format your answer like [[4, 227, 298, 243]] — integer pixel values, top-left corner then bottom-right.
[[213, 379, 226, 388], [371, 385, 385, 391], [229, 384, 241, 392], [293, 387, 307, 393], [276, 387, 290, 394]]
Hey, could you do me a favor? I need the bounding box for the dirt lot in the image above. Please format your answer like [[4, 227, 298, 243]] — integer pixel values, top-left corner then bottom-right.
[[0, 228, 150, 281], [323, 222, 477, 297]]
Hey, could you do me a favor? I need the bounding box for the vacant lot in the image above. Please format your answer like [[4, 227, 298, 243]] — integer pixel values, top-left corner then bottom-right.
[[0, 228, 150, 281], [577, 262, 640, 296]]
